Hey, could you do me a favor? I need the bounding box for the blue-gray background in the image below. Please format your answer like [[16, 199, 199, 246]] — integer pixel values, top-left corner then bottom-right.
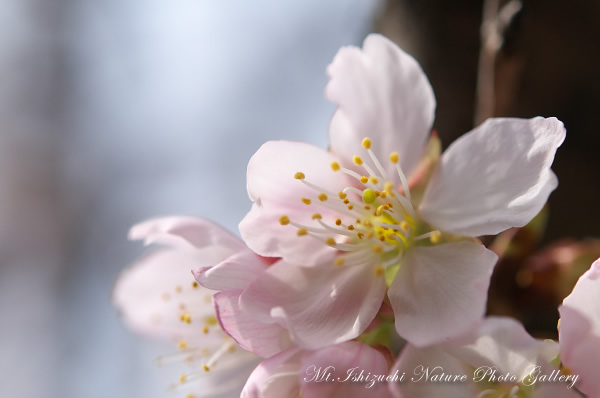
[[0, 1, 381, 397]]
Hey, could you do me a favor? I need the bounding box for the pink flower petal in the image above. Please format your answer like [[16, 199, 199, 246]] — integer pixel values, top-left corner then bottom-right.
[[239, 260, 386, 349], [559, 258, 600, 396], [391, 344, 475, 398], [420, 117, 565, 237], [388, 241, 497, 347], [240, 140, 354, 265], [300, 341, 392, 398], [193, 249, 269, 291], [214, 290, 293, 358], [112, 249, 225, 346], [241, 348, 303, 398], [326, 34, 435, 178], [129, 216, 245, 251]]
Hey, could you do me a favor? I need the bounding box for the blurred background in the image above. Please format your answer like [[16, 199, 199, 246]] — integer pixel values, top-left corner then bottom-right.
[[0, 0, 598, 397]]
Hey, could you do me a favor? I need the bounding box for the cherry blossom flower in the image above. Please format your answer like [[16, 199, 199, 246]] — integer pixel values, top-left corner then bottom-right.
[[241, 341, 392, 398], [390, 317, 579, 398], [113, 216, 262, 398], [238, 34, 566, 347], [558, 257, 600, 396]]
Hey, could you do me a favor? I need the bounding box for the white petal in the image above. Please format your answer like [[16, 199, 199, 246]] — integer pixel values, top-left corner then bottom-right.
[[240, 140, 353, 265], [449, 317, 558, 379], [300, 342, 392, 398], [559, 258, 600, 396], [420, 117, 566, 236], [113, 249, 224, 346], [239, 261, 386, 349], [241, 348, 303, 398], [391, 344, 476, 398], [388, 241, 497, 347], [193, 250, 269, 291], [214, 290, 293, 358], [129, 216, 245, 252], [327, 34, 435, 178]]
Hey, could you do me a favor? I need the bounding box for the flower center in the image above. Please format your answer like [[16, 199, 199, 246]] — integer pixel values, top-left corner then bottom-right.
[[280, 137, 441, 278]]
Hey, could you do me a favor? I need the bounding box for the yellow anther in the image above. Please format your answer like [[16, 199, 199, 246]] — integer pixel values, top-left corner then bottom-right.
[[312, 213, 322, 220], [330, 161, 341, 171], [227, 345, 236, 353], [325, 238, 337, 246], [205, 315, 218, 325], [400, 221, 410, 232], [202, 364, 210, 372], [363, 220, 373, 227], [374, 266, 385, 276], [360, 176, 369, 184], [177, 340, 188, 350], [369, 176, 379, 184], [179, 374, 187, 383], [297, 228, 308, 236], [376, 205, 385, 216], [301, 197, 312, 205], [379, 236, 386, 242], [347, 225, 355, 231], [389, 152, 399, 164], [318, 193, 328, 202], [430, 231, 441, 244], [375, 190, 381, 197], [294, 172, 305, 180], [202, 326, 209, 334], [380, 191, 387, 199], [334, 257, 345, 266], [362, 137, 372, 149], [279, 215, 290, 225], [347, 205, 354, 210], [362, 188, 376, 204], [357, 232, 364, 239], [343, 198, 350, 204], [180, 313, 192, 324], [353, 155, 363, 165], [373, 246, 384, 254], [335, 218, 342, 226], [338, 191, 347, 200], [364, 205, 371, 210], [192, 281, 198, 288], [186, 394, 196, 398]]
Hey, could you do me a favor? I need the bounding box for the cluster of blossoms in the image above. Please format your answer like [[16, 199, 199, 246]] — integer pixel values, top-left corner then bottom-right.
[[113, 35, 599, 397]]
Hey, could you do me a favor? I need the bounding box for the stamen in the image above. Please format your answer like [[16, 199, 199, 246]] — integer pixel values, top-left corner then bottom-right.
[[294, 172, 305, 180], [361, 138, 372, 149], [297, 228, 308, 236], [363, 137, 389, 180], [330, 161, 341, 171], [374, 266, 385, 276], [394, 162, 412, 203], [312, 213, 322, 220], [335, 258, 345, 266], [318, 193, 328, 202], [353, 155, 363, 165], [204, 340, 236, 370], [301, 197, 312, 205], [325, 237, 337, 246], [279, 216, 290, 226], [316, 219, 355, 237], [362, 188, 376, 204]]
